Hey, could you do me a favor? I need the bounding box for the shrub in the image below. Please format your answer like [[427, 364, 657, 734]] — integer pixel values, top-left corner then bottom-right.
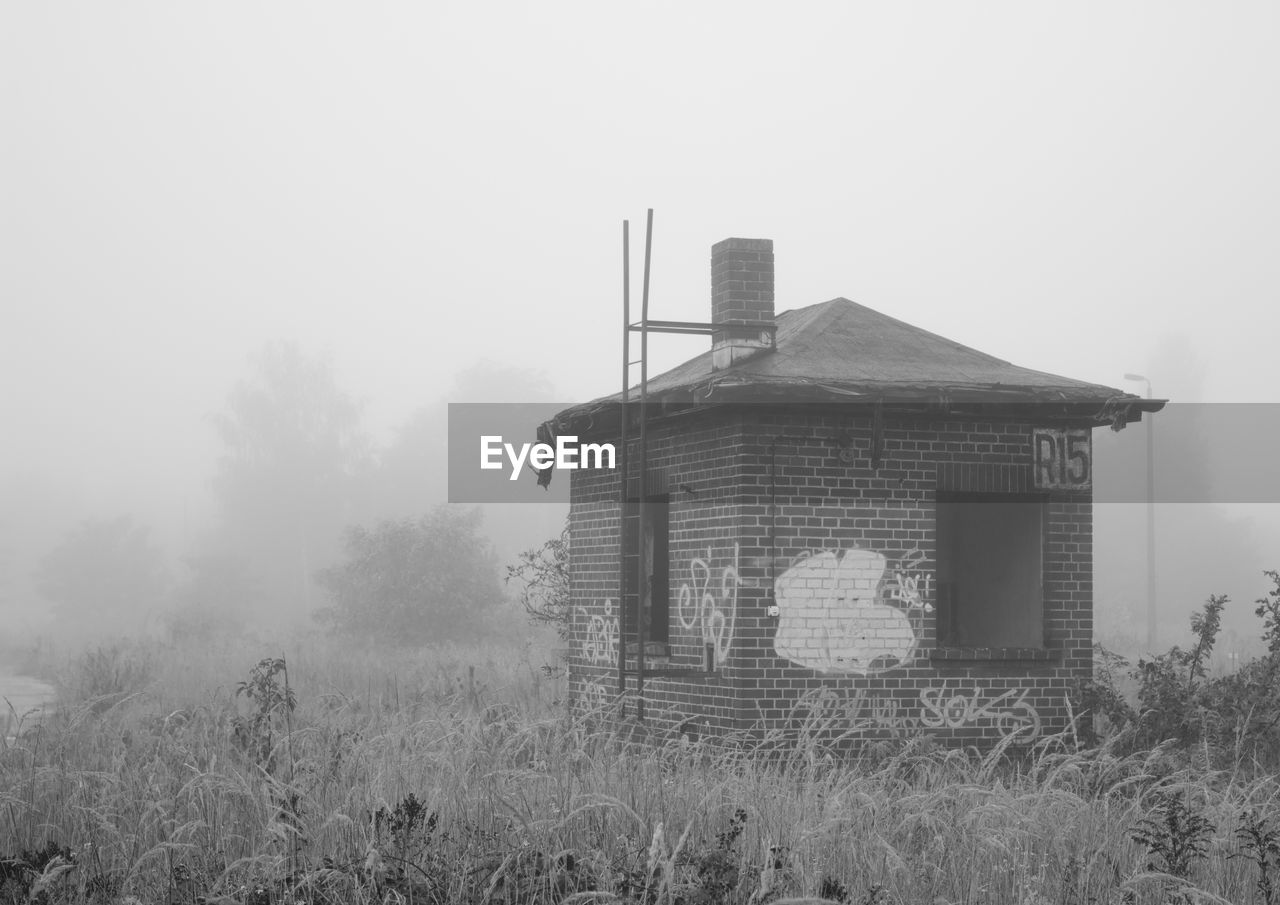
[[317, 506, 503, 645], [56, 642, 154, 707], [1081, 573, 1280, 766], [1132, 594, 1226, 748], [505, 524, 570, 639]]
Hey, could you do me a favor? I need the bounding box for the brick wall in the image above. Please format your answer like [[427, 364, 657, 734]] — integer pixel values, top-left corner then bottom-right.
[[711, 238, 773, 328], [567, 404, 1094, 748], [567, 409, 747, 738]]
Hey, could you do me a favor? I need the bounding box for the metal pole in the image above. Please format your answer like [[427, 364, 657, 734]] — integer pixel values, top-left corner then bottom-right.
[[636, 208, 653, 720], [617, 221, 629, 695], [1145, 380, 1156, 650], [1125, 372, 1158, 651]]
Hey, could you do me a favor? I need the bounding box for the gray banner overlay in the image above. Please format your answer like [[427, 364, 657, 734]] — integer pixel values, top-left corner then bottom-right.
[[447, 403, 1280, 504], [449, 403, 573, 503]]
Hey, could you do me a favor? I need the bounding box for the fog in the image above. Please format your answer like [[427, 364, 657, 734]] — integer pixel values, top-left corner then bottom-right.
[[3, 4, 1279, 659]]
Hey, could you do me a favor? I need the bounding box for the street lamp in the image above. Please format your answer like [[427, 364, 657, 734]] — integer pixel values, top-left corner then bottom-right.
[[1124, 373, 1156, 650]]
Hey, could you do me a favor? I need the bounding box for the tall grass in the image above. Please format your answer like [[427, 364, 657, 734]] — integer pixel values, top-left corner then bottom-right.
[[2, 638, 1278, 904]]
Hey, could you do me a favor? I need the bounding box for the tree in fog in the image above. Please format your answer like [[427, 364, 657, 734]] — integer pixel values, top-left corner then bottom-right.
[[38, 517, 169, 636], [371, 361, 566, 584], [164, 552, 263, 643], [0, 542, 12, 613], [316, 506, 502, 645], [373, 361, 555, 519], [211, 341, 372, 615]]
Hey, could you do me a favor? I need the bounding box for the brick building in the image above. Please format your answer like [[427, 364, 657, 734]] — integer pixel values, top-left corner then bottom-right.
[[544, 238, 1161, 747]]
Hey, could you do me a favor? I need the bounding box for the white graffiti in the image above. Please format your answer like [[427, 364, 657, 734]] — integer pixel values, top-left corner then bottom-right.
[[918, 686, 1041, 740], [773, 548, 930, 676], [781, 685, 913, 736], [583, 599, 619, 666], [676, 544, 741, 663], [577, 679, 614, 714], [888, 548, 933, 612]]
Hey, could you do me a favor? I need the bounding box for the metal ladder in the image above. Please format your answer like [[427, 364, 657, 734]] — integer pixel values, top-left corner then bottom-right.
[[617, 210, 719, 718]]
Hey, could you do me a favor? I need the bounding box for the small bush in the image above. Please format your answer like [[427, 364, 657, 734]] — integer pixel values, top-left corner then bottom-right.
[[1081, 576, 1280, 766], [505, 524, 570, 639], [56, 643, 153, 706], [317, 507, 503, 645]]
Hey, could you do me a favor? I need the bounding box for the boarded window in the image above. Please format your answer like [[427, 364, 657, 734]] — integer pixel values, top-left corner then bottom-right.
[[622, 496, 670, 649], [935, 493, 1045, 648]]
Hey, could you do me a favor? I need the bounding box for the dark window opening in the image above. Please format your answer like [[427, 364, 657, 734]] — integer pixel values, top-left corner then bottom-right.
[[622, 495, 670, 653], [936, 492, 1045, 649]]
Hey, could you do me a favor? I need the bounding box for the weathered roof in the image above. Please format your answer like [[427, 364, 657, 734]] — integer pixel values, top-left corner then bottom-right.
[[555, 297, 1161, 428]]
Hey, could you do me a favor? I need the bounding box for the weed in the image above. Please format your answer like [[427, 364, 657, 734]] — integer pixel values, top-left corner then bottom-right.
[[232, 656, 295, 769], [1133, 595, 1226, 748], [59, 644, 152, 708], [367, 793, 443, 900], [679, 807, 748, 904], [817, 874, 884, 905], [1258, 571, 1280, 655], [1233, 809, 1280, 905], [0, 841, 73, 903], [6, 636, 1280, 905], [819, 874, 851, 903], [1073, 643, 1135, 745], [1129, 792, 1215, 879]]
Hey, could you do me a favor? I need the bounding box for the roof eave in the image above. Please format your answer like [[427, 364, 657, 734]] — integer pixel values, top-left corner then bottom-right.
[[549, 381, 1164, 438]]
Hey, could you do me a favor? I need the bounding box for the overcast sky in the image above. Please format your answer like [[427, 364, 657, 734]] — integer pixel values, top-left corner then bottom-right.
[[4, 2, 1278, 549]]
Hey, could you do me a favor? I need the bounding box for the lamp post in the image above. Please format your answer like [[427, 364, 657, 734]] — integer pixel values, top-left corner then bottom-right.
[[1124, 373, 1156, 650]]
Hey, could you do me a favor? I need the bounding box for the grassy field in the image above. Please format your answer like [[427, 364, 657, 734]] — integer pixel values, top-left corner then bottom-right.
[[2, 637, 1278, 905]]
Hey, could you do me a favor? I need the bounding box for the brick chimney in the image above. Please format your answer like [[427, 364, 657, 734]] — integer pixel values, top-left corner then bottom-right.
[[711, 237, 776, 370]]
